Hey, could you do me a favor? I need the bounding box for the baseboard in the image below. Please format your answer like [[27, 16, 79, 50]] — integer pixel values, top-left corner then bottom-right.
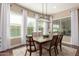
[[0, 44, 26, 53], [10, 44, 26, 50], [62, 43, 79, 49]]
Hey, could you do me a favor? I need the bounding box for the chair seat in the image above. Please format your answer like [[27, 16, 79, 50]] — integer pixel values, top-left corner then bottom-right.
[[42, 43, 55, 50], [27, 46, 36, 51], [26, 40, 35, 46]]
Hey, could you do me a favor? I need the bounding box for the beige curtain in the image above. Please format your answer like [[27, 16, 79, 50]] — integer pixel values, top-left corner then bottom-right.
[[21, 10, 27, 44], [0, 3, 10, 51]]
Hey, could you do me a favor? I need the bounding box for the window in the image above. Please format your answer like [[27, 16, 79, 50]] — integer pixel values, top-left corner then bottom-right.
[[43, 21, 49, 35], [61, 17, 71, 36], [27, 17, 36, 35], [53, 20, 60, 33], [37, 20, 43, 32], [37, 18, 49, 35], [10, 11, 22, 38], [53, 17, 71, 36]]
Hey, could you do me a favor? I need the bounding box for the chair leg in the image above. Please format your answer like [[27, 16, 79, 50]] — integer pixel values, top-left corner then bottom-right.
[[60, 44, 62, 51], [29, 51, 31, 56], [25, 45, 28, 56], [54, 47, 57, 56], [56, 47, 59, 54], [32, 39, 36, 51], [25, 49, 27, 56], [49, 50, 51, 56]]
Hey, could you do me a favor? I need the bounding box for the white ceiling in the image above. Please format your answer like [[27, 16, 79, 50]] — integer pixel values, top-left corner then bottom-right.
[[18, 3, 79, 15]]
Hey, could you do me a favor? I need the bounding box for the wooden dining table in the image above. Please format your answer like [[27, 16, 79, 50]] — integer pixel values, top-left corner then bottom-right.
[[33, 37, 52, 56], [26, 35, 52, 56]]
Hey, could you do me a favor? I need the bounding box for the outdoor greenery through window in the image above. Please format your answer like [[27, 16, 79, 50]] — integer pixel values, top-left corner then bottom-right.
[[61, 17, 71, 36], [37, 18, 49, 35], [26, 17, 49, 35], [53, 17, 71, 36], [10, 11, 22, 38], [10, 25, 21, 37], [27, 17, 36, 35], [37, 20, 43, 32], [53, 20, 60, 33]]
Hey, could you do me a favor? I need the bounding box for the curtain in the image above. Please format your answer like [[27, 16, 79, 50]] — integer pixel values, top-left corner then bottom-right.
[[0, 3, 10, 51], [71, 9, 79, 46], [21, 10, 27, 44], [0, 4, 2, 51], [34, 14, 39, 32], [49, 16, 53, 33], [48, 16, 53, 39]]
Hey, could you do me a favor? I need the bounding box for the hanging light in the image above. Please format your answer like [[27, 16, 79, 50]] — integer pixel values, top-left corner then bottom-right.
[[39, 3, 49, 21], [41, 3, 47, 18], [44, 3, 50, 22], [39, 3, 44, 18], [46, 3, 47, 16]]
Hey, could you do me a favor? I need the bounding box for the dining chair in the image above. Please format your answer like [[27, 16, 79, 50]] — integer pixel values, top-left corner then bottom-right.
[[37, 32, 43, 37], [58, 34, 63, 51], [32, 32, 43, 50], [32, 32, 38, 37], [42, 35, 59, 56], [25, 35, 37, 56]]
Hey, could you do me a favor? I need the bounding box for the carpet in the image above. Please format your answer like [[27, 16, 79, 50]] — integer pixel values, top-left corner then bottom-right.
[[13, 45, 77, 56]]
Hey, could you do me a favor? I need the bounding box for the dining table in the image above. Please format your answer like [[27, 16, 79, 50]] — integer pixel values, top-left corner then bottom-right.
[[33, 37, 52, 56]]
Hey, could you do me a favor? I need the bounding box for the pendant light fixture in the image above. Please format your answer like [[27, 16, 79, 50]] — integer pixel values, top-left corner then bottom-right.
[[40, 3, 44, 18], [39, 3, 49, 20], [45, 3, 48, 19]]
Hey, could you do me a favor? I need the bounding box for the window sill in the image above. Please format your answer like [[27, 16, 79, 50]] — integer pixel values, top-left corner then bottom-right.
[[10, 36, 21, 39]]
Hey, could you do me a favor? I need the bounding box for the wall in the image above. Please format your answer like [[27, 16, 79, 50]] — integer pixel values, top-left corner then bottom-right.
[[10, 38, 21, 48], [53, 10, 70, 20]]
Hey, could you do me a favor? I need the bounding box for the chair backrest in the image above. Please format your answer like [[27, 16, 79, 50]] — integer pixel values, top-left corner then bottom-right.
[[33, 32, 43, 38], [49, 33, 53, 39], [50, 35, 58, 48], [58, 34, 63, 43], [38, 32, 43, 37], [32, 32, 38, 38]]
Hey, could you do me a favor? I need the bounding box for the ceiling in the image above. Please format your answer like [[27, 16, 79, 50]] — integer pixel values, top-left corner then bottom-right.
[[18, 3, 79, 15]]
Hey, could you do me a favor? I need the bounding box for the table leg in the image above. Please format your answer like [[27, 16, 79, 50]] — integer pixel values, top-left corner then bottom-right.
[[39, 44, 42, 56], [29, 38, 31, 56]]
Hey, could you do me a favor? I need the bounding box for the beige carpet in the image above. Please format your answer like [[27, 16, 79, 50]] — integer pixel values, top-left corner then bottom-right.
[[62, 36, 71, 43], [13, 45, 77, 56]]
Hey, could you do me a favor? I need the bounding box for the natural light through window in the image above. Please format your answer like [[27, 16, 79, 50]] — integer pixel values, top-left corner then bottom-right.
[[27, 17, 36, 35], [10, 11, 22, 38], [10, 12, 22, 25], [53, 24, 60, 32]]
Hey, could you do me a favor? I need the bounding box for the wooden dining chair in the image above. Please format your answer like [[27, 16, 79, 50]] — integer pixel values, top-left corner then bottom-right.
[[58, 34, 63, 51], [37, 32, 43, 37], [42, 35, 59, 56], [32, 32, 39, 49], [25, 35, 37, 56], [32, 32, 43, 50]]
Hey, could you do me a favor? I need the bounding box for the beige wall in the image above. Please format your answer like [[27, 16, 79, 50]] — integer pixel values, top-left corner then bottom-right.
[[53, 10, 70, 20], [11, 38, 21, 46], [10, 4, 22, 14]]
